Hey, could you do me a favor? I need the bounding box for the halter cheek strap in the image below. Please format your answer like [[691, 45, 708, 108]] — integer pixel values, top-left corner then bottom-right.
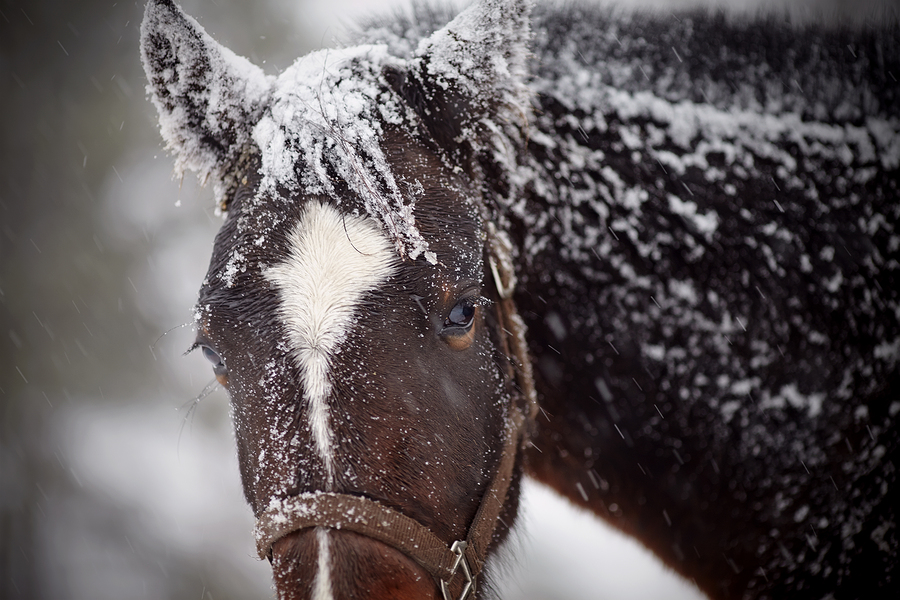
[[253, 223, 537, 600], [486, 221, 539, 426]]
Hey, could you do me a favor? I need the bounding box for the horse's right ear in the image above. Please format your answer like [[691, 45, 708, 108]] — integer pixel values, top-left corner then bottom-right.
[[140, 0, 272, 209], [389, 0, 532, 170]]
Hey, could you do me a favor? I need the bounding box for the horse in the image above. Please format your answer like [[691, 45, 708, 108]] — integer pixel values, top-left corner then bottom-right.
[[140, 0, 899, 598]]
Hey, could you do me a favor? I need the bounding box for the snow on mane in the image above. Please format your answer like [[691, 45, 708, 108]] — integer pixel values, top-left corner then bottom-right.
[[251, 0, 533, 263], [252, 44, 437, 263], [143, 0, 535, 264]]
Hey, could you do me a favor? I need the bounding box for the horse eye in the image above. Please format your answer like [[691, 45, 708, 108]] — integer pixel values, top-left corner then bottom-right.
[[201, 345, 227, 376], [441, 297, 478, 351], [445, 299, 476, 330]]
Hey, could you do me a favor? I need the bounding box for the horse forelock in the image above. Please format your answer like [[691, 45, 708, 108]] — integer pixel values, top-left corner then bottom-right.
[[249, 44, 440, 263]]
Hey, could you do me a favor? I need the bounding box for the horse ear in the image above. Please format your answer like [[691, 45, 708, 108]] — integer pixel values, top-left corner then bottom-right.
[[392, 0, 532, 167], [140, 0, 272, 208]]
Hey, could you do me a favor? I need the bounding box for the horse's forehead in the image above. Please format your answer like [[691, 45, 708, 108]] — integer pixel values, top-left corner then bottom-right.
[[203, 188, 483, 325]]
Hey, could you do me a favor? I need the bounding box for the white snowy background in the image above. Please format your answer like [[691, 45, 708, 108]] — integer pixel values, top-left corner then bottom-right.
[[1, 0, 889, 598]]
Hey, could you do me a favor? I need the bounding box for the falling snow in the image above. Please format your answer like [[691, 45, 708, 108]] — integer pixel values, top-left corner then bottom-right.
[[138, 0, 900, 597]]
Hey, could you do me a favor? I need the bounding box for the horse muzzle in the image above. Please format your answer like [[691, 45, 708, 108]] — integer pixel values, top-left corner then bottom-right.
[[270, 526, 442, 600]]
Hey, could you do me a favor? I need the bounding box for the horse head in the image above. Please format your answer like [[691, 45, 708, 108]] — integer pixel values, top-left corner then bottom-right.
[[141, 0, 536, 597]]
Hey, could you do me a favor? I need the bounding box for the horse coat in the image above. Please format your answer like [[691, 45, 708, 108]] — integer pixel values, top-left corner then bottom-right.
[[141, 0, 899, 598]]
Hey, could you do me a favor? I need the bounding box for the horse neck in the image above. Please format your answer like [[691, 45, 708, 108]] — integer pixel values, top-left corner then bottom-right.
[[506, 8, 900, 599]]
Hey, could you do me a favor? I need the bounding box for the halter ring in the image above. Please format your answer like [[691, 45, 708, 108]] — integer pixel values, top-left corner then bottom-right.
[[440, 541, 475, 600]]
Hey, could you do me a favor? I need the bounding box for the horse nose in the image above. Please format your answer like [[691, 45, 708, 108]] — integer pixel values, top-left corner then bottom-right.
[[270, 527, 440, 600]]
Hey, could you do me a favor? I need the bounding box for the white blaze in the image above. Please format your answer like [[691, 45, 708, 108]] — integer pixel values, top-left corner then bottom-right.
[[312, 527, 334, 600], [265, 201, 396, 483]]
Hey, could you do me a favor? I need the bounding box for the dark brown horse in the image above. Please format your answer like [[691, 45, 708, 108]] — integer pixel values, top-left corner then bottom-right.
[[141, 0, 899, 598]]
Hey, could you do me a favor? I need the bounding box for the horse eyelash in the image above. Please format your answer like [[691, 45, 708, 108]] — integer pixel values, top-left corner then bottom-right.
[[473, 295, 493, 307], [150, 321, 194, 357]]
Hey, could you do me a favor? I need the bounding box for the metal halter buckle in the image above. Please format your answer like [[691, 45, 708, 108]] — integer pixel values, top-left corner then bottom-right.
[[440, 541, 475, 600]]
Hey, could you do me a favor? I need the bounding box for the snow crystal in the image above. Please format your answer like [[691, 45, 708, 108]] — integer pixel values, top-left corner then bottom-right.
[[873, 338, 900, 365], [729, 379, 758, 397], [870, 519, 896, 555], [667, 194, 719, 241], [760, 384, 825, 419], [867, 117, 900, 169], [667, 279, 699, 305], [221, 249, 246, 288], [823, 269, 844, 293], [720, 400, 741, 424], [642, 344, 665, 362]]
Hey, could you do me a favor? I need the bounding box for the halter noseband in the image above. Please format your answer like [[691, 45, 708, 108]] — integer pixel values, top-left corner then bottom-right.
[[253, 224, 537, 600]]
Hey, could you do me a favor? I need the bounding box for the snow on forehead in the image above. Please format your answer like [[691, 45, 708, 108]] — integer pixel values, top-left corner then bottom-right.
[[252, 44, 436, 263]]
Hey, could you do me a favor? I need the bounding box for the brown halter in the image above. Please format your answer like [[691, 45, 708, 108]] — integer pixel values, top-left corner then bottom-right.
[[254, 224, 538, 600]]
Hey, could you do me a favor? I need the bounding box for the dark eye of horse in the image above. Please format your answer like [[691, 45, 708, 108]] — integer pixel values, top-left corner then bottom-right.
[[441, 296, 479, 351], [201, 344, 227, 376], [446, 299, 476, 329]]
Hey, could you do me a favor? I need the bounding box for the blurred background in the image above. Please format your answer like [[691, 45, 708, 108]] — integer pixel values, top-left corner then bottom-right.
[[0, 0, 888, 598]]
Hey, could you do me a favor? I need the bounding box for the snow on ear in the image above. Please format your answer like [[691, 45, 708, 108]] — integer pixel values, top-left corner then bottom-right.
[[140, 0, 272, 209], [394, 0, 532, 167]]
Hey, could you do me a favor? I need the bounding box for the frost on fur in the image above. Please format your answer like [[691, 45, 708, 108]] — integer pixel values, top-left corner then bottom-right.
[[140, 0, 273, 209], [141, 0, 535, 262]]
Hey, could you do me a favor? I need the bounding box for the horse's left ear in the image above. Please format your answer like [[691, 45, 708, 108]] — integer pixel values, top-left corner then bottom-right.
[[140, 0, 272, 208], [390, 0, 532, 168]]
